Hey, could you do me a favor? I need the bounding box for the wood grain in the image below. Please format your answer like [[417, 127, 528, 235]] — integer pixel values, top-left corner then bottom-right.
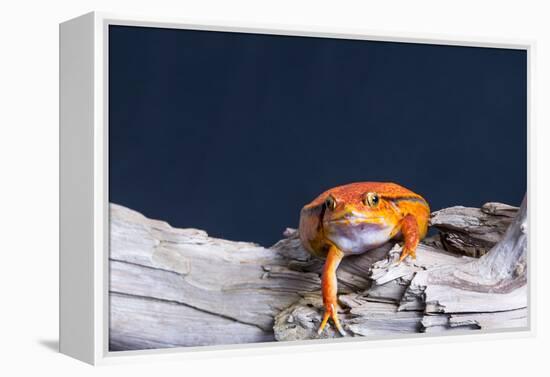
[[109, 198, 527, 349]]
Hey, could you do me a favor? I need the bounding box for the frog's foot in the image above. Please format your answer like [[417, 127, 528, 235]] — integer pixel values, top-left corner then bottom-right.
[[398, 246, 416, 262], [319, 246, 347, 336], [398, 214, 419, 263], [318, 302, 347, 336]]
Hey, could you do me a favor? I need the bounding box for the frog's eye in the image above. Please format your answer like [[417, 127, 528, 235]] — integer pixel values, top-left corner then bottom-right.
[[363, 192, 380, 207], [324, 195, 337, 210]]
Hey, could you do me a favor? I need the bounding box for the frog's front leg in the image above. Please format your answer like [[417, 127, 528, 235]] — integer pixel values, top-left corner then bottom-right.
[[318, 245, 347, 336], [398, 214, 420, 262]]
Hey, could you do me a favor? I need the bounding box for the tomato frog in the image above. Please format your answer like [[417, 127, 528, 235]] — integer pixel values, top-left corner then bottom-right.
[[298, 182, 430, 335]]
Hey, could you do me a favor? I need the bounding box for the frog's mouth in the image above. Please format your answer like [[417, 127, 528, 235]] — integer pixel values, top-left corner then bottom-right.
[[327, 213, 386, 226]]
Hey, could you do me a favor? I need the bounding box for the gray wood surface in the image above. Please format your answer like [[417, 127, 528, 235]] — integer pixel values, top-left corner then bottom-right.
[[429, 202, 519, 257], [109, 199, 527, 350]]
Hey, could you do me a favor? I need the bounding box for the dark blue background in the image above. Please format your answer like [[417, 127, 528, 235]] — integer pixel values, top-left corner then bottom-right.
[[109, 25, 527, 246]]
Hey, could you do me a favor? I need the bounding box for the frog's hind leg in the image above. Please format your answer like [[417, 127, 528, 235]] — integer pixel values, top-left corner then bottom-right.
[[398, 214, 420, 262], [318, 245, 347, 336]]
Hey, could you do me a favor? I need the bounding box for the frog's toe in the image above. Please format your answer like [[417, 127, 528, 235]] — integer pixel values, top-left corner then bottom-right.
[[317, 303, 347, 336], [398, 247, 416, 262]]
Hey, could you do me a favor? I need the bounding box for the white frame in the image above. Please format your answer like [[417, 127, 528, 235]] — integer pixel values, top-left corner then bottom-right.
[[59, 11, 535, 365]]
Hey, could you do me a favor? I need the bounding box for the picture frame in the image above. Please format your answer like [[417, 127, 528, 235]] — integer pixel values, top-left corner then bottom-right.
[[59, 11, 533, 365]]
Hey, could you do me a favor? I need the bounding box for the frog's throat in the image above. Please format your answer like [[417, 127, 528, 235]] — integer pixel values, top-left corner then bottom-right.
[[322, 219, 393, 255]]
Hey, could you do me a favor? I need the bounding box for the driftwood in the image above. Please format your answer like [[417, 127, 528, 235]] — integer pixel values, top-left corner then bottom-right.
[[429, 202, 519, 257], [109, 199, 528, 350]]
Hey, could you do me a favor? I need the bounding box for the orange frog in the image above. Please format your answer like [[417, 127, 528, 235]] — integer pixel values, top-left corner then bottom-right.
[[299, 182, 430, 335]]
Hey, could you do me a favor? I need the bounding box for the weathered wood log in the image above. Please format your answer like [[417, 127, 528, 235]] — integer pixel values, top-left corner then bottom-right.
[[109, 203, 386, 350], [109, 198, 527, 350], [429, 202, 519, 257], [407, 196, 527, 316]]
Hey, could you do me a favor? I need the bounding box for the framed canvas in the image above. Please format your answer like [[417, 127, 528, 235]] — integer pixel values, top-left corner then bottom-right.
[[59, 11, 532, 365]]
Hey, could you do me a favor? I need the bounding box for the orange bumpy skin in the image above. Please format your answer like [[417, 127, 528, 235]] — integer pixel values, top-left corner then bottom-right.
[[298, 182, 430, 335]]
